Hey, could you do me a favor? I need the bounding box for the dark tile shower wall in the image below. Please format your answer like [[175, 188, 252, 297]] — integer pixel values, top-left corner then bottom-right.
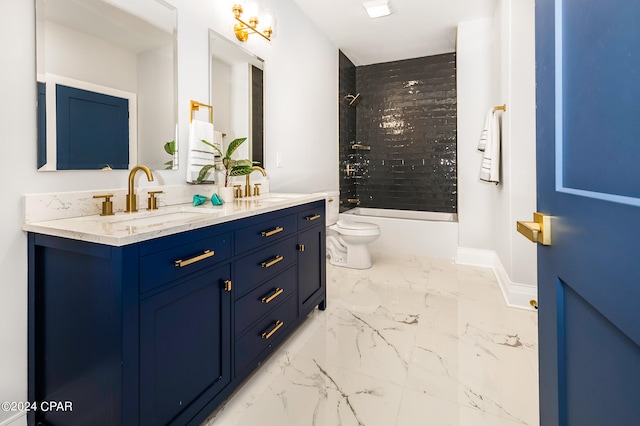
[[338, 51, 357, 211], [340, 53, 457, 213]]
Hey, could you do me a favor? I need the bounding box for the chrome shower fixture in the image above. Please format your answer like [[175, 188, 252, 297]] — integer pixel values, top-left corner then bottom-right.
[[344, 93, 362, 107]]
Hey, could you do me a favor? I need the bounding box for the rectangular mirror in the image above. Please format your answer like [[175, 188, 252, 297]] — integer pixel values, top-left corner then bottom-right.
[[35, 0, 178, 171], [208, 29, 264, 168]]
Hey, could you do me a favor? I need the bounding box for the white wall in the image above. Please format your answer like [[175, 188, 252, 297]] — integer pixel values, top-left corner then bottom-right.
[[502, 0, 537, 287], [456, 0, 537, 308], [457, 17, 499, 251], [0, 0, 338, 423], [138, 45, 176, 168], [43, 21, 138, 91], [210, 57, 233, 134], [230, 62, 250, 159]]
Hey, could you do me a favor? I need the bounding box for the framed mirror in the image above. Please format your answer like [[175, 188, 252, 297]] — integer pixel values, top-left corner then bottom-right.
[[208, 29, 264, 168], [35, 0, 178, 171]]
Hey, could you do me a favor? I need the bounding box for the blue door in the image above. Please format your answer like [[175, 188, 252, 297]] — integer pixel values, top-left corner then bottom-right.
[[56, 84, 129, 170], [535, 0, 640, 424]]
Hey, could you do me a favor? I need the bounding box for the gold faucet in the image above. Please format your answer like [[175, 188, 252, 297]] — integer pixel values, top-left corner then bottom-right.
[[125, 165, 154, 212], [245, 166, 267, 197]]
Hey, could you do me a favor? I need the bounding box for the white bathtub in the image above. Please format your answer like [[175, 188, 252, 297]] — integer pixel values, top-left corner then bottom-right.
[[340, 207, 459, 259]]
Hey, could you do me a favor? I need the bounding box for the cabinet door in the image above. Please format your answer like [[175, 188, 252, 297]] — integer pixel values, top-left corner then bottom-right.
[[297, 226, 326, 315], [139, 264, 231, 426]]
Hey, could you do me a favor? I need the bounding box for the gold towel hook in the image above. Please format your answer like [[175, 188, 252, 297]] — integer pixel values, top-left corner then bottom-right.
[[493, 104, 507, 112]]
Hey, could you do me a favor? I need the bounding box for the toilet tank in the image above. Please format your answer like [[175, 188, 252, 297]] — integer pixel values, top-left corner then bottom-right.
[[316, 191, 339, 225]]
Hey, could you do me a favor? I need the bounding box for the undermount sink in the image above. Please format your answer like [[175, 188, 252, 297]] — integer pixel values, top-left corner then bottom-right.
[[89, 206, 217, 229], [110, 211, 208, 229], [236, 193, 307, 203]]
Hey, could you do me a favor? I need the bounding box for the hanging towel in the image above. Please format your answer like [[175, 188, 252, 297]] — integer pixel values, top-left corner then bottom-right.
[[478, 109, 501, 184], [477, 108, 493, 151], [212, 130, 223, 154], [186, 120, 216, 183]]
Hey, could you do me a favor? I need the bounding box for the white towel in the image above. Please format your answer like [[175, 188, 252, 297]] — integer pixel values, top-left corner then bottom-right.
[[186, 120, 217, 183], [212, 130, 223, 154], [478, 109, 501, 184], [477, 109, 493, 151]]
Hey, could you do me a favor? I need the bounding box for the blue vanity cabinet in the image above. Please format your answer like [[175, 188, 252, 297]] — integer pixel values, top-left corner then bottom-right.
[[28, 199, 326, 426], [27, 233, 134, 426], [139, 263, 231, 426], [297, 204, 327, 316]]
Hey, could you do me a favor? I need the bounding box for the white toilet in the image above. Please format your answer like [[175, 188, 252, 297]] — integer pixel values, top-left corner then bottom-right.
[[322, 191, 380, 269]]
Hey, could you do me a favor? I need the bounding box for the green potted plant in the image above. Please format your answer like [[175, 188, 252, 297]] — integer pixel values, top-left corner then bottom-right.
[[163, 140, 176, 170], [197, 137, 253, 200]]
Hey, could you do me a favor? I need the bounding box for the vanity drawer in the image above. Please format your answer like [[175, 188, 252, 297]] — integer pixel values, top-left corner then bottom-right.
[[297, 202, 325, 231], [235, 294, 298, 376], [139, 233, 231, 293], [234, 213, 297, 254], [234, 237, 296, 298], [235, 266, 297, 335]]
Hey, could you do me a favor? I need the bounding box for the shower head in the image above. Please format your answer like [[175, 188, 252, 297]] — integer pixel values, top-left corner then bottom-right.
[[344, 93, 362, 107]]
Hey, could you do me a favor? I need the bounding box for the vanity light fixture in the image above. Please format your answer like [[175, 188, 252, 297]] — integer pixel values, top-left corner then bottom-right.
[[362, 0, 392, 18], [232, 3, 274, 42]]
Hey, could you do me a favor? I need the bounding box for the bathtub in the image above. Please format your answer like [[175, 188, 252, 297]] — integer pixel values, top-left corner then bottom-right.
[[340, 207, 459, 259]]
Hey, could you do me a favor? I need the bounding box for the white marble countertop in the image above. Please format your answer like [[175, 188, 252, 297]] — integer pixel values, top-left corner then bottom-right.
[[23, 192, 325, 247]]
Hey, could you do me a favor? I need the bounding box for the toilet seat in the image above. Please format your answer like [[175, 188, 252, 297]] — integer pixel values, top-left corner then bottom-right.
[[331, 220, 380, 237]]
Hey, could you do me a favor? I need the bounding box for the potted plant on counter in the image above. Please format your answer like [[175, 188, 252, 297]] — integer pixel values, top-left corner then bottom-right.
[[197, 137, 253, 201]]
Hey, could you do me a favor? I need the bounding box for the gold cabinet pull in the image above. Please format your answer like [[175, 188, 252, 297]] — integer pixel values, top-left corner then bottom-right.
[[261, 320, 283, 340], [261, 255, 283, 268], [261, 226, 283, 237], [224, 280, 232, 292], [174, 249, 215, 267], [261, 288, 284, 304], [305, 214, 321, 221], [297, 244, 305, 252]]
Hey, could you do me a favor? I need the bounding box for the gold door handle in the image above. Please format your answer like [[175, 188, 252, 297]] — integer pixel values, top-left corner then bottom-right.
[[261, 226, 283, 237], [174, 250, 215, 267], [261, 320, 284, 340], [261, 255, 284, 268], [305, 214, 321, 221], [517, 212, 551, 245], [224, 280, 232, 292], [261, 288, 284, 304]]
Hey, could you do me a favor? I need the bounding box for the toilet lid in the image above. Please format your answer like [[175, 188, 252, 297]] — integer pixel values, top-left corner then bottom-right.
[[336, 220, 379, 231]]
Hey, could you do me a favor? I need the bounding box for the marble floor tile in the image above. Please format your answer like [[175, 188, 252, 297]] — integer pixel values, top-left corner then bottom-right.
[[203, 252, 539, 426]]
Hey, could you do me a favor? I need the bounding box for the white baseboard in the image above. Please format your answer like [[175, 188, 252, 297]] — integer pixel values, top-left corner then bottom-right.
[[456, 247, 537, 311], [0, 411, 26, 426]]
